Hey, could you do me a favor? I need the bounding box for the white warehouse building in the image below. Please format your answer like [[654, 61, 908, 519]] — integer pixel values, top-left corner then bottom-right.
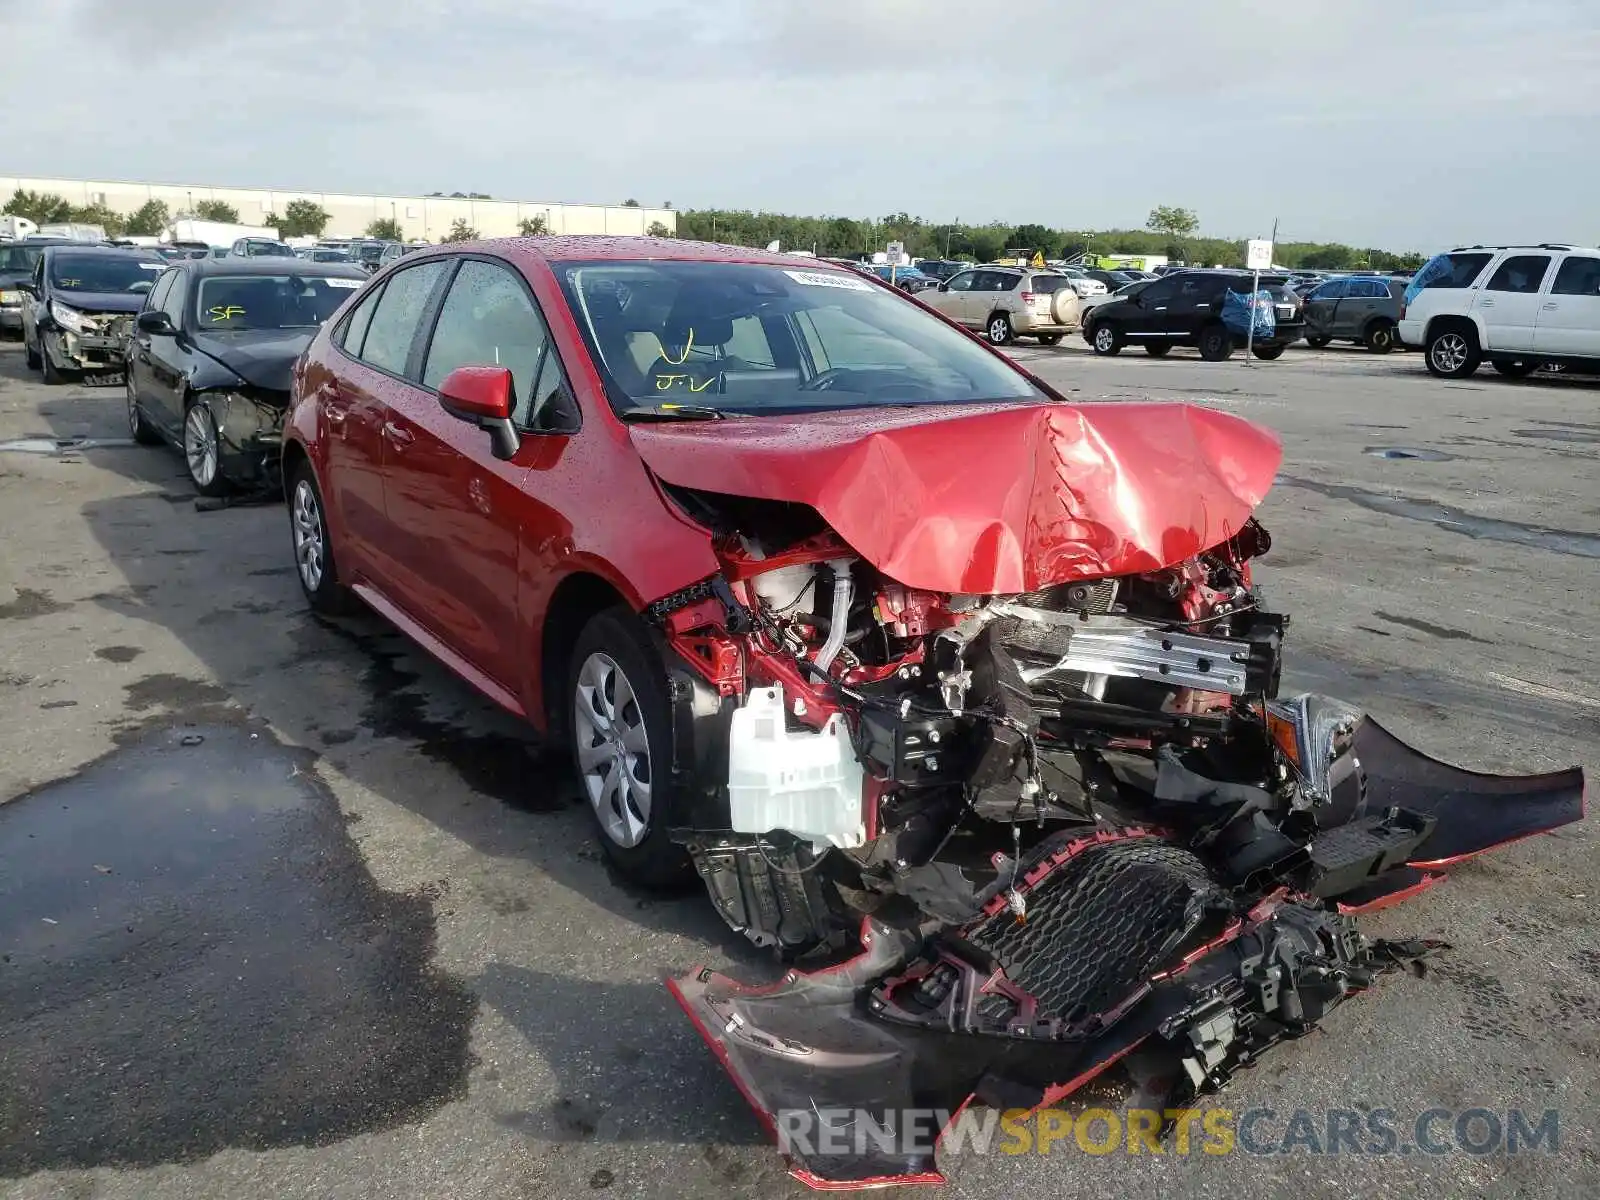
[[0, 175, 676, 243]]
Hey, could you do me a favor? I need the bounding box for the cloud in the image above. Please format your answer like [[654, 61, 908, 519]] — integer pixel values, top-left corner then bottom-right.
[[13, 0, 1600, 248]]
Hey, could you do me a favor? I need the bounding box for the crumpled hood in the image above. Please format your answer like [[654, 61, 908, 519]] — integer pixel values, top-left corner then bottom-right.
[[190, 330, 313, 392], [631, 401, 1282, 593], [53, 292, 147, 315]]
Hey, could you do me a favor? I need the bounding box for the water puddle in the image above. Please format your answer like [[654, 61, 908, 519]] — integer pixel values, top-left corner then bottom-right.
[[0, 435, 137, 455], [1275, 475, 1600, 559], [1364, 446, 1456, 461], [0, 722, 476, 1174]]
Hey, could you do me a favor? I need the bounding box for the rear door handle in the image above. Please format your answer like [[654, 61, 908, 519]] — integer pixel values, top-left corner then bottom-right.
[[382, 421, 414, 447], [1543, 302, 1559, 310]]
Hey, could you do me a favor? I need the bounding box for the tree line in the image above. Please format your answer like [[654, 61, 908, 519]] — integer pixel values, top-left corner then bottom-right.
[[673, 206, 1428, 272]]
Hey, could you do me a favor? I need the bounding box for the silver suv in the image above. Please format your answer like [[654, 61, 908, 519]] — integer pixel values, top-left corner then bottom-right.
[[920, 266, 1083, 345]]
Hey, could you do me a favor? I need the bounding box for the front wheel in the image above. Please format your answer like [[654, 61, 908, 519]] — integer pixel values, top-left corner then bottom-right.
[[126, 376, 163, 446], [1197, 324, 1234, 362], [568, 609, 692, 887], [1251, 343, 1286, 360], [985, 313, 1013, 345], [1492, 360, 1536, 378], [1425, 327, 1481, 379], [1364, 321, 1397, 354], [40, 338, 66, 384], [183, 402, 231, 497], [24, 332, 40, 370], [1091, 323, 1122, 355]]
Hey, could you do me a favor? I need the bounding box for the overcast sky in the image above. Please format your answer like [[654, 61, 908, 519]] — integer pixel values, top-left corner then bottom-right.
[[8, 0, 1598, 250]]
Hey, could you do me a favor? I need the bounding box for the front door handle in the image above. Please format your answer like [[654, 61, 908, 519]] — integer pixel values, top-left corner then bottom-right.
[[382, 421, 414, 448], [1479, 299, 1495, 307], [1543, 302, 1559, 310]]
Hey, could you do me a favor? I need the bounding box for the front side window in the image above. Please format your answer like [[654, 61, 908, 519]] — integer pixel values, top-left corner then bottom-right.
[[557, 260, 1044, 415], [194, 273, 365, 330], [944, 272, 977, 292], [143, 269, 176, 314], [422, 258, 549, 400], [359, 260, 447, 376], [161, 271, 188, 323], [1552, 255, 1600, 297], [1312, 279, 1348, 300], [48, 254, 166, 296], [1484, 254, 1551, 294], [338, 283, 384, 357]]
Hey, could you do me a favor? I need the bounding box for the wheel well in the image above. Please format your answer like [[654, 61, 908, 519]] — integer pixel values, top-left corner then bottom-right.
[[987, 309, 1011, 325], [540, 572, 628, 737], [1425, 315, 1478, 348], [1364, 314, 1396, 334], [280, 440, 310, 501]]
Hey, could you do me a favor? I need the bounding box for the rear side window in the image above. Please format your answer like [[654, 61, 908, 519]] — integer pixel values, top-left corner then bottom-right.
[[1484, 255, 1550, 294], [359, 260, 448, 377], [1552, 256, 1600, 297], [337, 283, 384, 357]]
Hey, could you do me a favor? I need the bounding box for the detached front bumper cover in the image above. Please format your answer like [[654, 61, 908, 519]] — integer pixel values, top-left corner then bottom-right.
[[670, 717, 1584, 1189]]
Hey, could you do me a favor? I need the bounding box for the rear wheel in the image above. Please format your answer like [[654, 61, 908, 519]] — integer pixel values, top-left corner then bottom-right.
[[1425, 326, 1481, 379], [288, 464, 357, 615], [1251, 343, 1286, 360], [1364, 320, 1397, 354], [1197, 324, 1234, 362], [568, 608, 692, 887], [985, 313, 1013, 345], [1091, 323, 1122, 355], [1492, 359, 1536, 378], [1144, 343, 1171, 357]]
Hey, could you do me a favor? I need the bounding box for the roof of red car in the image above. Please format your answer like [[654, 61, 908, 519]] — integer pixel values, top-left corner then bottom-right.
[[495, 235, 831, 268]]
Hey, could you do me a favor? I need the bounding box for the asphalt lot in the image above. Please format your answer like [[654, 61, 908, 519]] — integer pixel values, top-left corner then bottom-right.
[[1, 337, 1597, 1199]]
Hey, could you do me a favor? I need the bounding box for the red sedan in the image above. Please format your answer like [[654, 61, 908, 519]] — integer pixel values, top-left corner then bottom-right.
[[281, 236, 1580, 1190]]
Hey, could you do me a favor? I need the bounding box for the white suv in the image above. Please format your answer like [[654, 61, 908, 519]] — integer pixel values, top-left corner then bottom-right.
[[1398, 243, 1600, 379]]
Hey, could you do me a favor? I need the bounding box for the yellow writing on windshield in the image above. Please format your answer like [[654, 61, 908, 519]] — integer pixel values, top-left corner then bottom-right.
[[208, 305, 246, 322], [659, 327, 696, 365], [654, 373, 716, 393]]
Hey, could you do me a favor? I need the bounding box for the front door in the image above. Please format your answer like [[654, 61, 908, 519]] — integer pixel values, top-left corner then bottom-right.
[[1534, 254, 1600, 358], [1474, 253, 1552, 352], [380, 256, 564, 683], [934, 270, 979, 324], [1302, 278, 1345, 338], [143, 269, 191, 431]]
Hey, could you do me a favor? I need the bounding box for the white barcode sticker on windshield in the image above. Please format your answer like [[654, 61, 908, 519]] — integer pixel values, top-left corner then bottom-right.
[[784, 269, 872, 291], [326, 278, 363, 288]]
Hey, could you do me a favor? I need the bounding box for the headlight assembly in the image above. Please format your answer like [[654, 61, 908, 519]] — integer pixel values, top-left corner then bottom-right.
[[49, 300, 90, 334]]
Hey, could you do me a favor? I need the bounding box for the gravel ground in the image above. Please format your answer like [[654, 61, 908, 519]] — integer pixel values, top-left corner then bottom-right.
[[1, 337, 1596, 1199]]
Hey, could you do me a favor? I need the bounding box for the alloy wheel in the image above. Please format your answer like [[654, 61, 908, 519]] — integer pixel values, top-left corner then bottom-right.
[[291, 478, 325, 593], [184, 406, 219, 488], [1094, 326, 1115, 352], [1431, 333, 1469, 374], [126, 379, 140, 439], [574, 651, 653, 848]]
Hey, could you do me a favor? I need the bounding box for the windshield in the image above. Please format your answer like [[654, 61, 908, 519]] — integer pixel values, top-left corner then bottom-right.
[[558, 260, 1043, 414], [194, 274, 364, 330], [49, 254, 165, 294], [0, 244, 41, 274]]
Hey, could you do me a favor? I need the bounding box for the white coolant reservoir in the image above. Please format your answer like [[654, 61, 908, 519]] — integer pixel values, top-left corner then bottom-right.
[[727, 686, 866, 850]]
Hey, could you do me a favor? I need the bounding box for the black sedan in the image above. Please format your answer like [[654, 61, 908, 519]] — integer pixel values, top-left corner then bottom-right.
[[125, 257, 367, 495]]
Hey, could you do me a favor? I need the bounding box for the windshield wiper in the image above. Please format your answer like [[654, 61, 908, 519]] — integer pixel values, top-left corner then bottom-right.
[[617, 404, 727, 421]]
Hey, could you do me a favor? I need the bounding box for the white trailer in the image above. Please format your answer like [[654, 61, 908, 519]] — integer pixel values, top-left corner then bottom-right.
[[163, 218, 282, 249], [0, 215, 39, 240]]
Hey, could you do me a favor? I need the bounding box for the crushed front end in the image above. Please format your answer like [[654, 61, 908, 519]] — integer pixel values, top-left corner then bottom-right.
[[643, 487, 1585, 1188]]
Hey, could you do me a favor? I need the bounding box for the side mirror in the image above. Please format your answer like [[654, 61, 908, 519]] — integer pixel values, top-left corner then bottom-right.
[[936, 282, 949, 292], [439, 365, 520, 461], [136, 310, 177, 335]]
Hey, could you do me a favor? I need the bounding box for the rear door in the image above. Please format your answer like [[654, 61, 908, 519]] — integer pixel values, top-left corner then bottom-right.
[[1534, 253, 1600, 357], [1475, 253, 1552, 351], [379, 256, 556, 680], [324, 259, 451, 583]]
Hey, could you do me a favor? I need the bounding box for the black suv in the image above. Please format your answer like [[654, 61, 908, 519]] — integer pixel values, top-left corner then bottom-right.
[[1081, 269, 1306, 361]]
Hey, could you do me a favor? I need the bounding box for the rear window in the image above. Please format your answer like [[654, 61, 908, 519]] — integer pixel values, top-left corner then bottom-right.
[[1029, 275, 1074, 294], [1405, 252, 1492, 304]]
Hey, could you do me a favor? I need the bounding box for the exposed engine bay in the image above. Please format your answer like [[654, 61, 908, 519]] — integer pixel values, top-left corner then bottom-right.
[[643, 487, 1585, 1189]]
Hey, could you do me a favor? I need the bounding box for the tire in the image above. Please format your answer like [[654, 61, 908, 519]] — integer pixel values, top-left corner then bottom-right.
[[1251, 343, 1286, 360], [1197, 324, 1234, 362], [1091, 322, 1122, 355], [288, 462, 358, 615], [1144, 343, 1171, 357], [126, 375, 163, 446], [1036, 333, 1062, 346], [1492, 360, 1536, 378], [1364, 320, 1397, 354], [40, 338, 65, 384], [1425, 325, 1481, 379], [183, 401, 231, 497], [24, 333, 40, 370], [568, 608, 692, 888], [985, 312, 1013, 345], [1305, 335, 1332, 349]]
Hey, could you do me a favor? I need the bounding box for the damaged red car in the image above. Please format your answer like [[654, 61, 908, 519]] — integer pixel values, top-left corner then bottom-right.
[[282, 237, 1584, 1189]]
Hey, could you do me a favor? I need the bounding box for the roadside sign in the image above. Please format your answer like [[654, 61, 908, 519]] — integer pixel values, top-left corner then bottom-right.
[[1031, 250, 1045, 267], [886, 241, 906, 266], [1246, 239, 1273, 271]]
